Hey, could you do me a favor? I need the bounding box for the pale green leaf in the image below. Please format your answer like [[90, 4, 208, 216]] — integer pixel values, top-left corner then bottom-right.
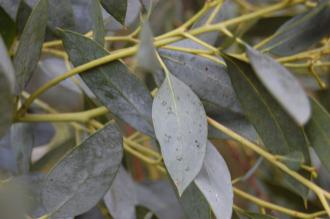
[[152, 73, 207, 195], [247, 47, 311, 125]]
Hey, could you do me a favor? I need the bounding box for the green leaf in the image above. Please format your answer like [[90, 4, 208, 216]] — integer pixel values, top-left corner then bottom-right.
[[225, 55, 311, 198], [225, 55, 310, 159], [136, 20, 160, 73], [0, 36, 15, 138], [41, 122, 123, 218], [246, 47, 311, 125], [305, 97, 330, 172], [0, 6, 16, 48], [180, 183, 211, 219], [61, 30, 154, 136], [13, 0, 48, 91], [152, 73, 207, 195], [104, 166, 137, 219], [157, 51, 241, 115], [260, 0, 330, 56], [194, 141, 233, 219], [100, 0, 127, 25], [48, 0, 75, 31], [10, 123, 34, 175], [90, 0, 105, 46]]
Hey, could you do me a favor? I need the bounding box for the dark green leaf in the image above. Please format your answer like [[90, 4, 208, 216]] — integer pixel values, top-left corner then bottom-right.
[[13, 0, 48, 91], [136, 20, 160, 73], [48, 0, 75, 31], [152, 73, 207, 195], [104, 166, 137, 219], [15, 0, 31, 36], [100, 0, 127, 25], [225, 55, 311, 198], [90, 0, 105, 46], [305, 97, 330, 172], [260, 0, 330, 56], [247, 47, 311, 125], [194, 141, 233, 219], [180, 183, 211, 219], [225, 55, 310, 159], [0, 6, 16, 48], [0, 36, 15, 138], [157, 51, 241, 116], [61, 30, 154, 136], [41, 122, 123, 218]]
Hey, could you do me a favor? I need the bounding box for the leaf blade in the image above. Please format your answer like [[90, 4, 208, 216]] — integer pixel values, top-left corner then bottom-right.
[[100, 0, 127, 25], [152, 74, 207, 195], [41, 122, 123, 218], [61, 30, 154, 136]]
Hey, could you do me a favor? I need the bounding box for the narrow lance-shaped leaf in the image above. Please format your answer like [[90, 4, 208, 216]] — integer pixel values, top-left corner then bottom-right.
[[48, 0, 75, 32], [247, 47, 311, 125], [152, 73, 207, 195], [0, 36, 15, 138], [194, 141, 233, 219], [90, 0, 105, 46], [10, 123, 34, 175], [305, 97, 330, 173], [180, 183, 211, 219], [260, 0, 330, 56], [225, 55, 311, 198], [104, 166, 137, 219], [61, 30, 155, 136], [136, 20, 160, 73], [100, 0, 127, 25], [0, 6, 16, 48], [13, 0, 48, 91], [41, 122, 123, 218]]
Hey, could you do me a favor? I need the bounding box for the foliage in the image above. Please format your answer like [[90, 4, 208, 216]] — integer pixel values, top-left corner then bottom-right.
[[0, 0, 330, 218]]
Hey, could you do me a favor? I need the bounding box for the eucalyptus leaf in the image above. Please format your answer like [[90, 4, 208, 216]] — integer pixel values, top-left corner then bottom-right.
[[104, 166, 137, 219], [90, 0, 105, 46], [136, 20, 160, 73], [41, 122, 123, 218], [261, 0, 330, 56], [0, 36, 15, 138], [305, 97, 330, 172], [10, 123, 34, 174], [100, 0, 127, 25], [225, 55, 311, 198], [225, 55, 310, 159], [247, 47, 311, 125], [61, 30, 155, 136], [152, 73, 207, 195], [0, 6, 16, 48], [48, 0, 75, 32], [180, 183, 211, 219], [13, 0, 48, 91], [194, 141, 233, 219]]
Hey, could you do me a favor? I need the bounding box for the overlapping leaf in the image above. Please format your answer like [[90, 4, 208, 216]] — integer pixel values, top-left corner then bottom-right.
[[225, 55, 311, 197], [61, 30, 154, 136], [100, 0, 127, 25], [194, 141, 233, 219], [41, 122, 123, 218], [90, 0, 105, 46], [152, 73, 207, 195], [0, 6, 16, 48], [180, 183, 211, 219], [13, 0, 48, 91], [305, 98, 330, 172], [261, 0, 330, 56], [247, 47, 311, 125], [0, 36, 15, 138]]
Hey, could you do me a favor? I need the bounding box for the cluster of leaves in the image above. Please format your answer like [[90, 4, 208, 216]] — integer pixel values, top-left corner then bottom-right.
[[0, 0, 330, 219]]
